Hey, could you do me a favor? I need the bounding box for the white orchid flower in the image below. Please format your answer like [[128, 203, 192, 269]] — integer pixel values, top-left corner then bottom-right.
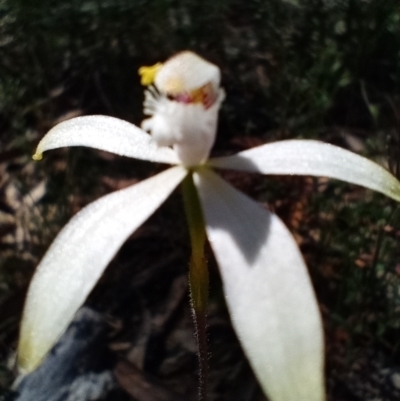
[[18, 51, 400, 401]]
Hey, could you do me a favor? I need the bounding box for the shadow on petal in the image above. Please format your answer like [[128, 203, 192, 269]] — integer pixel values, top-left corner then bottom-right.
[[193, 167, 325, 401], [193, 167, 270, 266]]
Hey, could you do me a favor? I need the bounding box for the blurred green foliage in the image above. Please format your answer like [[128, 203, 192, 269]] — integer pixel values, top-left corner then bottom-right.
[[1, 0, 399, 139]]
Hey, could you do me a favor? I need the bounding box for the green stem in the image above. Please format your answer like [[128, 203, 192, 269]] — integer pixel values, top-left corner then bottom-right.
[[182, 172, 209, 401]]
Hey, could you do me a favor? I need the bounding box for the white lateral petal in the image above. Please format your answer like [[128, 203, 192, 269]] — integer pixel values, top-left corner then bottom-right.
[[194, 168, 325, 401], [18, 166, 187, 373], [209, 139, 400, 202], [34, 115, 180, 164]]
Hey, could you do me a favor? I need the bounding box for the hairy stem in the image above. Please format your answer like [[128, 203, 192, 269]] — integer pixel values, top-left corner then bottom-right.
[[182, 172, 209, 401]]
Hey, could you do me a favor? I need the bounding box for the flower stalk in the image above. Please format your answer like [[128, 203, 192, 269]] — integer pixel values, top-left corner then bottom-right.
[[182, 171, 209, 400]]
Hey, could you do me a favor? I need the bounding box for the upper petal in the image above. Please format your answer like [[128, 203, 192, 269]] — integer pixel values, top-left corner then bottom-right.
[[155, 51, 220, 94], [194, 168, 325, 401], [139, 52, 224, 167], [209, 139, 400, 202], [33, 115, 180, 164], [18, 166, 187, 373]]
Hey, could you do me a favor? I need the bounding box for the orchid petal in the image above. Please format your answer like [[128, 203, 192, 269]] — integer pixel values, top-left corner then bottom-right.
[[209, 140, 400, 202], [33, 115, 180, 164], [155, 51, 221, 93], [18, 166, 187, 373], [194, 168, 325, 401]]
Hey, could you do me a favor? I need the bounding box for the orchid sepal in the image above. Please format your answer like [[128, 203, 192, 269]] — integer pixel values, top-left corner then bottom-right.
[[18, 166, 187, 373], [209, 139, 400, 202], [194, 167, 325, 401], [33, 115, 180, 165]]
